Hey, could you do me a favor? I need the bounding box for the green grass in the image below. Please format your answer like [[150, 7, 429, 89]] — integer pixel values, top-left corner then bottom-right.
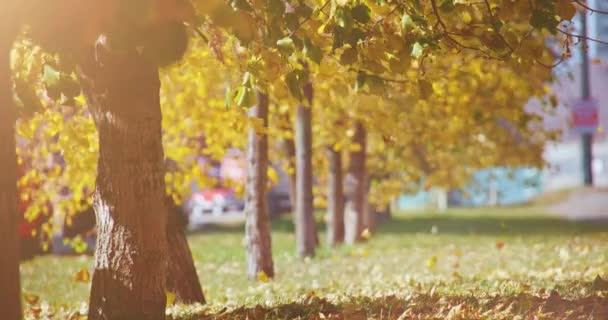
[[21, 206, 608, 319]]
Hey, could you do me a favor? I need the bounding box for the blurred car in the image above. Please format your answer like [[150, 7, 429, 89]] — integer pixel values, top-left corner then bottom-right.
[[267, 184, 292, 217], [185, 187, 245, 224]]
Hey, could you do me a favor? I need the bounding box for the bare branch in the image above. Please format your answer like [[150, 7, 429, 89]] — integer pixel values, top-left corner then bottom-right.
[[573, 0, 608, 15], [558, 28, 608, 45]]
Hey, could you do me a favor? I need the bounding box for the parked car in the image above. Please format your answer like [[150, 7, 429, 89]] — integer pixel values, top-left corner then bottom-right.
[[185, 187, 244, 224], [267, 184, 292, 217]]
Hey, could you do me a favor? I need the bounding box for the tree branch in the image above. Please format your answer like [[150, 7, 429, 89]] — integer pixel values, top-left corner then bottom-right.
[[572, 0, 608, 15]]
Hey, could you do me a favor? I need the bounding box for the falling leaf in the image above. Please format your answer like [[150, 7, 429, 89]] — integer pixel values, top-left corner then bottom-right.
[[73, 267, 90, 283], [427, 255, 438, 269], [592, 58, 602, 65], [361, 228, 372, 240]]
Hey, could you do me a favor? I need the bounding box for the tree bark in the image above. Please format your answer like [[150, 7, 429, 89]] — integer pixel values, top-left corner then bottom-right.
[[0, 26, 23, 320], [244, 90, 274, 280], [281, 137, 296, 213], [326, 146, 345, 247], [295, 84, 316, 258], [166, 200, 205, 304], [345, 121, 367, 244], [80, 47, 169, 320], [364, 175, 376, 233]]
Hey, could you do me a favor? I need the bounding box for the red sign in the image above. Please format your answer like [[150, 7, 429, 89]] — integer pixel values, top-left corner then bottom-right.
[[572, 99, 599, 134]]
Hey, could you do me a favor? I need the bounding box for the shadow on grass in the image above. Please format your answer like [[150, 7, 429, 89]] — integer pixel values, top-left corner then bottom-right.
[[188, 211, 608, 237], [183, 289, 608, 320], [378, 214, 608, 236]]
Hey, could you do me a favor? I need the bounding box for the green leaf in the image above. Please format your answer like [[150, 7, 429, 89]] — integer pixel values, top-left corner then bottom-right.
[[236, 86, 254, 107], [411, 42, 424, 58], [303, 38, 323, 64], [42, 65, 61, 88], [285, 71, 303, 101], [401, 15, 414, 32], [351, 4, 371, 24], [242, 72, 252, 86], [277, 37, 296, 56], [335, 7, 354, 31]]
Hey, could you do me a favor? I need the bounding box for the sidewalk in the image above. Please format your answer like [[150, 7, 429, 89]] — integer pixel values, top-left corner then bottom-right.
[[548, 188, 608, 220]]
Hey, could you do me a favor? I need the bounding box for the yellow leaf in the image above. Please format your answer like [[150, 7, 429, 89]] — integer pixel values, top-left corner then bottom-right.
[[268, 167, 279, 185], [73, 267, 90, 283], [361, 228, 372, 240], [427, 255, 438, 269], [257, 271, 271, 282], [23, 293, 40, 305], [166, 292, 176, 306]]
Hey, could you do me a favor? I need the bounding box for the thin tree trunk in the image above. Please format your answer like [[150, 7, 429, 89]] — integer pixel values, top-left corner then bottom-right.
[[282, 137, 296, 213], [80, 47, 168, 320], [345, 121, 367, 244], [326, 146, 345, 247], [295, 83, 316, 258], [166, 200, 205, 303], [245, 90, 274, 280], [364, 175, 376, 233], [0, 28, 23, 320]]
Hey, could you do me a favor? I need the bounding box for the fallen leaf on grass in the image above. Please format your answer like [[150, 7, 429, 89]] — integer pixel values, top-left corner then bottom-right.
[[73, 268, 90, 283], [496, 241, 505, 250], [23, 293, 40, 305]]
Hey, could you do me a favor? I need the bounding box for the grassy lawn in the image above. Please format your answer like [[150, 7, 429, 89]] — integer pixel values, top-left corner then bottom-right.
[[21, 206, 608, 319]]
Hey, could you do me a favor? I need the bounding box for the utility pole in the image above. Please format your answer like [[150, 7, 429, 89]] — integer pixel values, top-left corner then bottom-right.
[[580, 10, 594, 186]]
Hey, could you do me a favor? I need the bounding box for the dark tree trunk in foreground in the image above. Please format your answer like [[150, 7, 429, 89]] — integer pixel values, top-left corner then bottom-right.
[[80, 48, 169, 320], [0, 26, 23, 320], [245, 91, 274, 280], [295, 83, 317, 258], [166, 200, 205, 303], [326, 146, 345, 247], [345, 121, 367, 244]]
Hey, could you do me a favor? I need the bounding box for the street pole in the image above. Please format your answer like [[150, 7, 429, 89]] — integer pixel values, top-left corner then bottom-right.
[[580, 10, 594, 186]]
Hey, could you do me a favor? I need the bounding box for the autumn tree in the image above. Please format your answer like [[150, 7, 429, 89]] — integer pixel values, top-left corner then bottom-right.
[[10, 1, 202, 318]]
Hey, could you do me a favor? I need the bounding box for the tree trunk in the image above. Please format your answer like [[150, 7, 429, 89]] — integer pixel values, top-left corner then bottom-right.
[[281, 137, 296, 214], [244, 91, 274, 280], [295, 86, 316, 258], [0, 29, 23, 320], [345, 121, 367, 244], [326, 146, 345, 247], [166, 200, 205, 304], [364, 175, 376, 233], [80, 47, 169, 320]]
